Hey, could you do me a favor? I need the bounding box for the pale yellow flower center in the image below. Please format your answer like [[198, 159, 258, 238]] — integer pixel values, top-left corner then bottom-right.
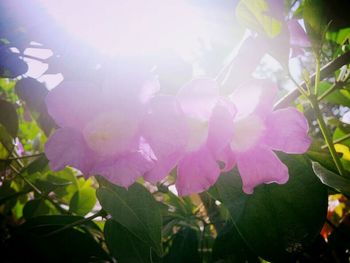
[[83, 111, 138, 156], [185, 117, 208, 152], [230, 115, 265, 152]]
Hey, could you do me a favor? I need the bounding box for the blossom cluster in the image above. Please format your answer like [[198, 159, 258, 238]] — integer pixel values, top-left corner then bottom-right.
[[45, 72, 311, 195]]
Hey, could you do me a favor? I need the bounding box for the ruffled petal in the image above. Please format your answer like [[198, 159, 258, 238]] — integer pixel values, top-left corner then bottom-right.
[[46, 81, 103, 130], [236, 146, 289, 194], [288, 19, 311, 48], [92, 151, 154, 188], [176, 147, 220, 196], [222, 36, 269, 93], [265, 0, 285, 20], [263, 107, 311, 154], [177, 78, 219, 121], [45, 127, 95, 174], [231, 80, 277, 119], [216, 145, 236, 172], [207, 99, 235, 159], [142, 95, 188, 182], [144, 154, 180, 183]]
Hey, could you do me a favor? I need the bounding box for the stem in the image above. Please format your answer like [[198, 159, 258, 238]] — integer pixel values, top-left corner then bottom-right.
[[10, 164, 42, 194], [310, 97, 345, 176], [200, 223, 207, 262], [321, 133, 350, 149], [314, 57, 321, 95], [0, 152, 44, 161], [9, 164, 68, 214], [318, 66, 350, 101], [44, 210, 106, 237], [274, 50, 350, 110], [288, 73, 309, 98]]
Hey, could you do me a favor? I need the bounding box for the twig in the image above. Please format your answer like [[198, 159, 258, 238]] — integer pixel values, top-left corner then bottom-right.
[[0, 152, 44, 161], [321, 133, 350, 150], [274, 50, 350, 109], [44, 210, 106, 237]]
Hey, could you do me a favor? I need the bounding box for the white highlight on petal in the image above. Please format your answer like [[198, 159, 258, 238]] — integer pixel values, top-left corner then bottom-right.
[[230, 115, 265, 152], [185, 117, 208, 152], [230, 84, 262, 120], [83, 111, 138, 156]]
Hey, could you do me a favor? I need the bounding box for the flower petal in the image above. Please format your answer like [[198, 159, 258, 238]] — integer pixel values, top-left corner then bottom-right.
[[45, 127, 95, 174], [207, 99, 235, 159], [265, 0, 285, 19], [142, 95, 188, 182], [221, 36, 269, 94], [144, 154, 180, 183], [216, 145, 236, 172], [263, 107, 311, 154], [176, 147, 220, 196], [46, 81, 102, 129], [231, 80, 277, 119], [288, 19, 311, 48], [237, 146, 289, 194], [92, 151, 154, 188], [177, 78, 219, 121]]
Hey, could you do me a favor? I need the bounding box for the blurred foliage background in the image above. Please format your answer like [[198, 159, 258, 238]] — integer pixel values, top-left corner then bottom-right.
[[1, 0, 350, 262]]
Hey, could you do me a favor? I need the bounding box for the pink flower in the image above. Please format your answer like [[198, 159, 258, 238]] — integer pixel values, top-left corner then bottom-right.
[[287, 19, 311, 57], [143, 79, 236, 196], [45, 72, 158, 187], [227, 80, 311, 194]]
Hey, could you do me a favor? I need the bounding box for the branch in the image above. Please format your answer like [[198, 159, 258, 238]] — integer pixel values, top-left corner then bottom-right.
[[274, 51, 350, 109]]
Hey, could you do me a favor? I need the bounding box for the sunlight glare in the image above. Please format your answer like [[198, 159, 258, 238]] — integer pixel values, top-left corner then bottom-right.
[[39, 0, 206, 57]]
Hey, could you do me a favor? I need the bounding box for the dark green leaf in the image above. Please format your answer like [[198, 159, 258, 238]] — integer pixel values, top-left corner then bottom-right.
[[214, 154, 328, 261], [97, 177, 163, 256], [23, 199, 51, 219], [6, 215, 110, 263], [20, 215, 100, 231], [212, 222, 259, 263], [164, 228, 201, 263], [312, 162, 350, 196], [69, 187, 96, 216], [105, 219, 154, 263], [0, 99, 18, 137], [24, 155, 49, 175], [303, 0, 327, 50], [15, 77, 56, 136]]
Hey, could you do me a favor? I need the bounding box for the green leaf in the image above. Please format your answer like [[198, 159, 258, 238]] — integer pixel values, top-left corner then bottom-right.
[[96, 177, 163, 256], [212, 222, 259, 263], [333, 127, 350, 147], [104, 219, 154, 263], [318, 82, 350, 107], [312, 162, 350, 196], [8, 215, 110, 262], [22, 199, 52, 219], [303, 0, 327, 50], [326, 28, 350, 45], [0, 126, 14, 159], [20, 215, 100, 231], [0, 141, 9, 160], [23, 155, 49, 175], [214, 154, 328, 261], [69, 187, 96, 216], [307, 150, 338, 174], [15, 78, 56, 136], [236, 0, 282, 38], [163, 228, 201, 263], [0, 99, 18, 138]]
